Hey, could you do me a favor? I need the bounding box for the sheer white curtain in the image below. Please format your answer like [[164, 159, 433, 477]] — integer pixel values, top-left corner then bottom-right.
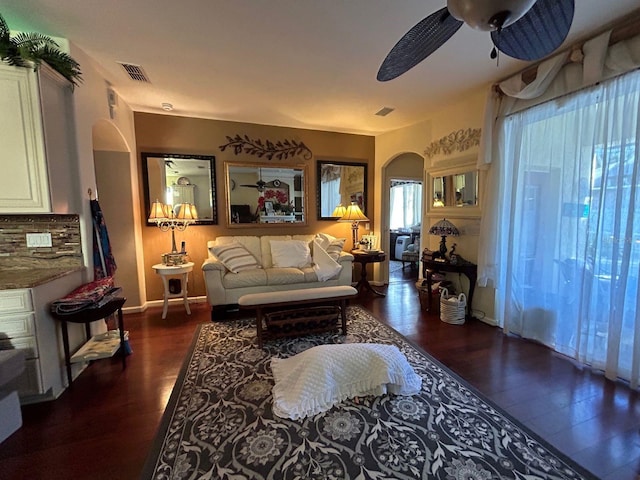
[[493, 69, 640, 387], [390, 182, 423, 230], [320, 178, 341, 216]]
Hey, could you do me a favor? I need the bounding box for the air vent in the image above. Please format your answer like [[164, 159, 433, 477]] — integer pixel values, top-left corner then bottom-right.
[[375, 106, 395, 117], [118, 62, 150, 82]]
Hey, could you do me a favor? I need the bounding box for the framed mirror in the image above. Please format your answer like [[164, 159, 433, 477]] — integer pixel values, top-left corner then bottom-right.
[[432, 171, 478, 207], [142, 152, 217, 225], [317, 160, 368, 220], [426, 157, 481, 217], [225, 162, 308, 226]]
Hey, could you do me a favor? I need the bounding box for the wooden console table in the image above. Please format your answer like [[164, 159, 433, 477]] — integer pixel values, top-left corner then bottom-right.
[[421, 255, 477, 318], [51, 297, 127, 387]]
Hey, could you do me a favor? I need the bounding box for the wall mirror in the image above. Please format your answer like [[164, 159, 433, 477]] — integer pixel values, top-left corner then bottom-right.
[[426, 157, 481, 217], [142, 152, 217, 225], [225, 162, 308, 227], [317, 160, 368, 220], [432, 171, 478, 207]]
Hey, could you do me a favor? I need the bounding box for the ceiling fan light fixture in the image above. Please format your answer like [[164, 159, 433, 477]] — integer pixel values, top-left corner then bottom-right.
[[447, 0, 537, 31]]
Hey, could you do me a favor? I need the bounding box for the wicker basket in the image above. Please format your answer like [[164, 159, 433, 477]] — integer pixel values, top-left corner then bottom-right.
[[439, 288, 466, 325]]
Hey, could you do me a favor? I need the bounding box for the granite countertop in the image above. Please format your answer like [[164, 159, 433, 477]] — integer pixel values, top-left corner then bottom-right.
[[0, 267, 84, 290]]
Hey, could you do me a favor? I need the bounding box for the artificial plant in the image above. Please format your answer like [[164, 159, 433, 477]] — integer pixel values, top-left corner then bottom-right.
[[0, 13, 82, 87]]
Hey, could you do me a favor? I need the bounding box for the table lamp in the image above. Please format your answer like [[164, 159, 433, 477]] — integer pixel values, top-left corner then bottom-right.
[[339, 202, 369, 250], [148, 201, 198, 264], [331, 204, 347, 218], [428, 218, 459, 258]]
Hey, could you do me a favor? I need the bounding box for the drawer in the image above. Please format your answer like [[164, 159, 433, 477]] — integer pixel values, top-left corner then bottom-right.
[[0, 336, 38, 359], [0, 289, 33, 314], [0, 312, 35, 338], [6, 358, 44, 397]]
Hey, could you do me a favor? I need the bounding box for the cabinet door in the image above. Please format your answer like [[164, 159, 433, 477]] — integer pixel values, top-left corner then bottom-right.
[[0, 64, 51, 212]]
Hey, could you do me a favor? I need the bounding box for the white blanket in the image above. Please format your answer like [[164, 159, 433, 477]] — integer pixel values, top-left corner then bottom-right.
[[271, 343, 422, 420], [312, 238, 342, 281]]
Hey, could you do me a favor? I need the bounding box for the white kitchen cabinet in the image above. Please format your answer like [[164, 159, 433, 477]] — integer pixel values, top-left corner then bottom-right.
[[0, 270, 85, 404], [0, 63, 78, 214]]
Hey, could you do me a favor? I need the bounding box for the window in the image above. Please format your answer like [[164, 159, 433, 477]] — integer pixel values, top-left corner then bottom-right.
[[389, 180, 422, 230], [492, 68, 640, 387]]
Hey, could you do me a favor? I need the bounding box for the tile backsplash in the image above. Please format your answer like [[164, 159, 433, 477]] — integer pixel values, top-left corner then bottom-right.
[[0, 215, 83, 270]]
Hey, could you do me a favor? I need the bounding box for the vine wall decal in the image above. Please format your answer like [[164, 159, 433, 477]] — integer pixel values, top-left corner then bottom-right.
[[219, 135, 313, 161], [424, 128, 481, 159]]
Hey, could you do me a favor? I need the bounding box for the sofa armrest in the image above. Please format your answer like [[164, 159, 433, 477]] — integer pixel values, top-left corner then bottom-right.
[[202, 257, 226, 271], [336, 251, 354, 264]]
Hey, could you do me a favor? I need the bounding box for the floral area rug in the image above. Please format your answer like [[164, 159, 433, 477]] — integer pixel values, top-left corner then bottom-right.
[[141, 306, 597, 480]]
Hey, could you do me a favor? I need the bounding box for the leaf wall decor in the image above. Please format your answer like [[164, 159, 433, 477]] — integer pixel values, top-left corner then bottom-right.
[[219, 134, 313, 161], [424, 128, 481, 159]]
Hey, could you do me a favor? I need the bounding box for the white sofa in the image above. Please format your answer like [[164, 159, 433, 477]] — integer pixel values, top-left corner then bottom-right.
[[202, 234, 354, 314]]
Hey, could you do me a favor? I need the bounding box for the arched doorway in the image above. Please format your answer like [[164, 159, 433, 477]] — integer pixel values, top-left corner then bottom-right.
[[380, 152, 425, 285], [92, 119, 142, 307]]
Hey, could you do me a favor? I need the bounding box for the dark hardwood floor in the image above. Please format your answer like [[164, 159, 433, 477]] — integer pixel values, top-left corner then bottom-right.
[[1, 264, 638, 479]]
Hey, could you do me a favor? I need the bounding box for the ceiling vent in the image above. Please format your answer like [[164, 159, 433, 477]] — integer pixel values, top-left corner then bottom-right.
[[118, 62, 150, 82], [375, 107, 395, 117]]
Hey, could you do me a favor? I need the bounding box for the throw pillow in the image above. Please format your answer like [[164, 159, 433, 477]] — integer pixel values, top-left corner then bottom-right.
[[312, 238, 342, 281], [209, 242, 260, 273], [270, 240, 311, 268], [324, 237, 346, 260], [271, 343, 423, 420]]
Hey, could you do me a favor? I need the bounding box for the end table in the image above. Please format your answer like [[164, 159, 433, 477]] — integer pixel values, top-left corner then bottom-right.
[[152, 262, 194, 319]]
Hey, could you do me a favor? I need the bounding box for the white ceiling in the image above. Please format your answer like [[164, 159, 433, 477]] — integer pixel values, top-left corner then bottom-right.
[[4, 1, 640, 135]]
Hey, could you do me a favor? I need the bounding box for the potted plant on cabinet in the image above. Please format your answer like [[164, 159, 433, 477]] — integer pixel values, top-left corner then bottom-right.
[[0, 12, 82, 87]]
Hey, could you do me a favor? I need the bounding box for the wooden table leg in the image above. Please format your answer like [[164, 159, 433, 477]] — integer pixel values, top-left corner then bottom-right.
[[182, 272, 191, 315], [160, 275, 170, 319], [256, 307, 264, 348], [60, 320, 72, 387], [117, 306, 126, 370]]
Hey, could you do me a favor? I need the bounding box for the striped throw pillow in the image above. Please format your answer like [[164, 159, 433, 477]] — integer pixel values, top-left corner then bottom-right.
[[324, 238, 346, 260], [209, 242, 260, 273]]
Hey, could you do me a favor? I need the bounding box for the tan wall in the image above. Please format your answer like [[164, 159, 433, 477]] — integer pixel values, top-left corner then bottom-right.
[[94, 150, 142, 306], [134, 113, 375, 302], [375, 85, 496, 322]]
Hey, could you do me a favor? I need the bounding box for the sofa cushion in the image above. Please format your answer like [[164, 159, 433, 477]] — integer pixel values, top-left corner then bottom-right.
[[270, 240, 312, 268], [265, 268, 307, 285], [222, 268, 268, 289], [209, 242, 260, 273]]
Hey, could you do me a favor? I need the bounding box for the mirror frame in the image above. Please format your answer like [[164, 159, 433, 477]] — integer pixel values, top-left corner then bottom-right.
[[426, 156, 481, 218], [224, 161, 309, 228], [316, 160, 368, 220], [141, 152, 218, 225]]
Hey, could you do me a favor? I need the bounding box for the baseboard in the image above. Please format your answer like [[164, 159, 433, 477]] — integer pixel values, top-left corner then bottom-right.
[[128, 296, 209, 314]]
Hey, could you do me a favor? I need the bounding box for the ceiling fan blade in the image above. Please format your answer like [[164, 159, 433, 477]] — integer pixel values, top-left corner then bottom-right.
[[377, 7, 463, 82], [490, 0, 574, 61]]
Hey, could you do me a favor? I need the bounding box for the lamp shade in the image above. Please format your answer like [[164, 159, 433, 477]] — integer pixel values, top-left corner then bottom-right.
[[428, 218, 459, 237], [339, 203, 369, 222], [175, 203, 198, 221], [148, 201, 168, 221], [331, 204, 347, 218]]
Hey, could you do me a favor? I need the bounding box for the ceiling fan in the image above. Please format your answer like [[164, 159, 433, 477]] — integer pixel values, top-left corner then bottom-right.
[[240, 168, 267, 192], [377, 0, 575, 82]]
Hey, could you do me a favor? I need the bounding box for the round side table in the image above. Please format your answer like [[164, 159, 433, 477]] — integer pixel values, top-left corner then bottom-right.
[[152, 262, 194, 319]]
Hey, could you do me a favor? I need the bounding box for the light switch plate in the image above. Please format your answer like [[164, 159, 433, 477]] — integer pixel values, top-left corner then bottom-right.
[[26, 233, 52, 248]]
